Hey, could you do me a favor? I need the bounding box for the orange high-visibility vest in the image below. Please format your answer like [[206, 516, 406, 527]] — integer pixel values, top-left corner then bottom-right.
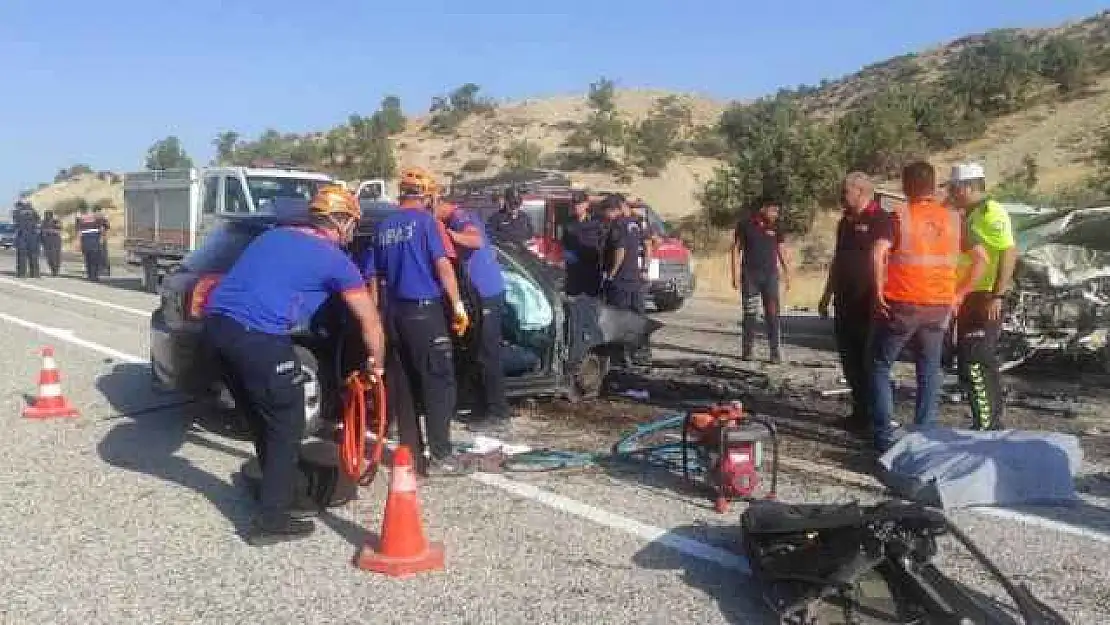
[[883, 199, 961, 306]]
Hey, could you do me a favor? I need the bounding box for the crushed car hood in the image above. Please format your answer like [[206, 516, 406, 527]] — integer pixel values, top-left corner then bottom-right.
[[1015, 207, 1110, 287], [596, 303, 664, 346]]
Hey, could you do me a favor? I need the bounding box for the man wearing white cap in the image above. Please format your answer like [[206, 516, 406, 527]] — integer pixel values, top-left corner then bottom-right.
[[948, 162, 1017, 431]]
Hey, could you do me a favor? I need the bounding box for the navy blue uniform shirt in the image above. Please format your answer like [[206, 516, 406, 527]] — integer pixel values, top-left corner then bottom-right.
[[735, 214, 784, 276], [374, 207, 449, 301], [831, 201, 887, 308], [605, 216, 643, 286], [205, 227, 364, 335], [447, 208, 505, 299], [562, 217, 606, 295], [486, 209, 534, 246]]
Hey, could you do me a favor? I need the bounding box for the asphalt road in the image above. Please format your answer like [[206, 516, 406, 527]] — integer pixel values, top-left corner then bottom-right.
[[0, 255, 1107, 624]]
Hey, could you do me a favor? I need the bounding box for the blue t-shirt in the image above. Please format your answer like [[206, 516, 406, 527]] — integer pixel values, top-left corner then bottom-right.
[[448, 209, 506, 299], [374, 208, 447, 301], [358, 244, 377, 280], [206, 227, 365, 335]]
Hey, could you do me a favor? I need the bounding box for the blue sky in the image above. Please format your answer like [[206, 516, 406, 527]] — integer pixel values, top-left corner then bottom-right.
[[1, 0, 1106, 201]]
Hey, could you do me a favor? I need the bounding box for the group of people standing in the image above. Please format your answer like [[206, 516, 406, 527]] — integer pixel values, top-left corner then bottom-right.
[[10, 198, 111, 280], [816, 161, 1015, 453]]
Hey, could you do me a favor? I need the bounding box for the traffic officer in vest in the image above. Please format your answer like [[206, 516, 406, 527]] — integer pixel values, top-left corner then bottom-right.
[[75, 205, 103, 281], [486, 186, 534, 246], [561, 190, 606, 297], [12, 199, 42, 279], [434, 197, 512, 436], [870, 161, 988, 453], [602, 194, 652, 366], [203, 184, 386, 545], [949, 163, 1017, 431], [40, 210, 64, 277], [370, 167, 472, 477]]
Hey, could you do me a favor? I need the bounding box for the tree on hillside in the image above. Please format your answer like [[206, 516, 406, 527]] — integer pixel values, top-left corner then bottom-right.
[[1037, 35, 1091, 95], [145, 136, 193, 170], [630, 96, 694, 175], [564, 77, 627, 168], [503, 140, 542, 171], [212, 131, 240, 165], [54, 164, 94, 183], [837, 87, 926, 177], [428, 83, 496, 134], [343, 114, 396, 180], [945, 31, 1038, 116], [701, 95, 842, 233], [376, 95, 407, 135], [992, 154, 1041, 203]]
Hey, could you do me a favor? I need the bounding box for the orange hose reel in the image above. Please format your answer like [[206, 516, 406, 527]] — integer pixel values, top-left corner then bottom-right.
[[340, 370, 388, 484]]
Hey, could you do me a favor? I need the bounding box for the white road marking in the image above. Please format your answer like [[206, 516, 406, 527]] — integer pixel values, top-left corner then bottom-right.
[[0, 307, 753, 572], [0, 276, 152, 318]]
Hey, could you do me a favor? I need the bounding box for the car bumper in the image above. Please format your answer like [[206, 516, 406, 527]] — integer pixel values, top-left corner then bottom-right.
[[150, 310, 217, 394], [648, 273, 696, 299]]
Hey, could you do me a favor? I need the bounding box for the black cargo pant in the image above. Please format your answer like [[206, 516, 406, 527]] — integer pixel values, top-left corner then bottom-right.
[[100, 239, 111, 277], [386, 299, 457, 462], [604, 280, 651, 366], [15, 233, 40, 278], [41, 234, 62, 276], [204, 314, 306, 521], [833, 296, 873, 429], [476, 295, 510, 422], [741, 270, 781, 359], [957, 292, 1005, 430], [80, 233, 102, 281]]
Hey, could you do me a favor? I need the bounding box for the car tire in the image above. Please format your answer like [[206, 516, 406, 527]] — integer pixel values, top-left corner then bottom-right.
[[294, 345, 331, 438], [654, 293, 684, 312], [567, 351, 609, 403]]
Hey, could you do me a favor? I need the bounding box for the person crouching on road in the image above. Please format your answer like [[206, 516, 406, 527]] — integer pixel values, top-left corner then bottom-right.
[[819, 172, 887, 434], [869, 161, 987, 454], [40, 210, 64, 277], [561, 190, 606, 297], [371, 167, 473, 478], [731, 197, 791, 364], [948, 163, 1017, 431], [75, 205, 103, 281], [434, 198, 512, 437], [203, 184, 386, 546]]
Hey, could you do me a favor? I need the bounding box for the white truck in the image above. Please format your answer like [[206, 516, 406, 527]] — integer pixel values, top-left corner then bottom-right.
[[123, 166, 335, 292], [355, 178, 395, 203]]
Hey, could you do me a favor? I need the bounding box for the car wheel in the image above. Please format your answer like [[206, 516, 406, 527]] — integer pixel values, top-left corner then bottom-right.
[[568, 351, 609, 403], [294, 346, 329, 437], [654, 293, 684, 312]]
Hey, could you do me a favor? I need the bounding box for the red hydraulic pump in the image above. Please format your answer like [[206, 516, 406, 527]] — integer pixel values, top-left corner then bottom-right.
[[682, 401, 779, 514]]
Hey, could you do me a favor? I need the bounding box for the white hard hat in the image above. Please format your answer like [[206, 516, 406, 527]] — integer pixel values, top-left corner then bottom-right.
[[950, 162, 986, 183]]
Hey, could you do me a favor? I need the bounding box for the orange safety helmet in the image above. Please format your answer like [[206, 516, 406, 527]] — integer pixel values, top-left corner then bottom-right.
[[309, 183, 361, 220], [399, 166, 438, 198]]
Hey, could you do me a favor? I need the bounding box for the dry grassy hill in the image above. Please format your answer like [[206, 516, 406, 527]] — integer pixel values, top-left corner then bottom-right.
[[23, 9, 1110, 305]]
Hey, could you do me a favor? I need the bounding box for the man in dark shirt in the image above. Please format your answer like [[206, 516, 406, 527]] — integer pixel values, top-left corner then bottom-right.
[[486, 186, 534, 246], [561, 190, 606, 297], [731, 198, 790, 363], [819, 172, 887, 432], [603, 195, 650, 366]]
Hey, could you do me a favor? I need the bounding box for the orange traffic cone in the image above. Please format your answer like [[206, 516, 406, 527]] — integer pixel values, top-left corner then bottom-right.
[[23, 347, 79, 419], [356, 445, 445, 577]]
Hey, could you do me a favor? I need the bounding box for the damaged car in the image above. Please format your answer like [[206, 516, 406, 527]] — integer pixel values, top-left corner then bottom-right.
[[150, 201, 661, 438], [998, 205, 1110, 372]]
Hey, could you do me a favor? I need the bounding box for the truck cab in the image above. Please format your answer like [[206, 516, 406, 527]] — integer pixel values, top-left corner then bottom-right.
[[123, 166, 334, 293]]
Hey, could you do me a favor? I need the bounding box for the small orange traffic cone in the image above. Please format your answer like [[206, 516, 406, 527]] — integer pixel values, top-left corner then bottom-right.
[[356, 445, 445, 577], [24, 347, 79, 419]]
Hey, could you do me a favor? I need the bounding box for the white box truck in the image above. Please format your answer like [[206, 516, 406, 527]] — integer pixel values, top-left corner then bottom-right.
[[123, 166, 334, 292]]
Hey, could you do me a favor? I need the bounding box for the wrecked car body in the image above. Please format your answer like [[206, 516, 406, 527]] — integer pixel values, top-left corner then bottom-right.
[[999, 206, 1110, 372]]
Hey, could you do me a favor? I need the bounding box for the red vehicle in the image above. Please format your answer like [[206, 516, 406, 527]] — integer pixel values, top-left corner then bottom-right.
[[449, 170, 696, 311]]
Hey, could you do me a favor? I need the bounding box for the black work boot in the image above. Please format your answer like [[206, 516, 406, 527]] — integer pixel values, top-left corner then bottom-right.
[[246, 514, 315, 546], [239, 471, 320, 518], [424, 452, 474, 478]]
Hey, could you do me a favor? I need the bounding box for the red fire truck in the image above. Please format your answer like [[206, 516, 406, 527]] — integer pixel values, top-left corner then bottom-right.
[[449, 170, 696, 311]]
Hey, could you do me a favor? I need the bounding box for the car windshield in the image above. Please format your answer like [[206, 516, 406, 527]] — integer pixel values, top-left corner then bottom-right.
[[247, 176, 327, 211]]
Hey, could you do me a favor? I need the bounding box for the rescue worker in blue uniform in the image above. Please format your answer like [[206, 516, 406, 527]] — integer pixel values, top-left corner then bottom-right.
[[369, 167, 472, 477], [561, 190, 606, 297], [75, 205, 103, 281], [12, 199, 42, 278], [40, 210, 64, 277], [435, 198, 512, 435], [602, 195, 651, 366], [486, 186, 534, 246], [203, 184, 386, 545]]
